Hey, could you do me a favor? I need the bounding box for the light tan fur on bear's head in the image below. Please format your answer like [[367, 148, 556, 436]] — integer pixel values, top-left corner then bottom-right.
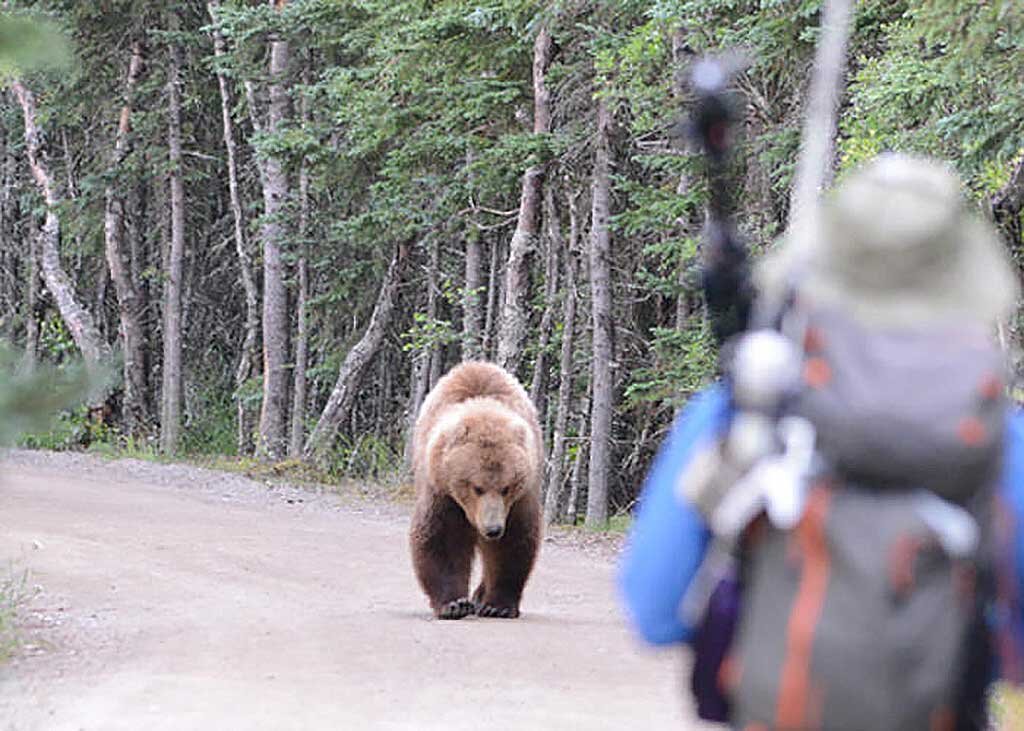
[[426, 399, 534, 540]]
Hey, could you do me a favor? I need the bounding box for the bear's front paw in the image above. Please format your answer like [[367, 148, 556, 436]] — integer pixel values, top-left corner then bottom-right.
[[476, 603, 520, 619], [437, 598, 476, 620]]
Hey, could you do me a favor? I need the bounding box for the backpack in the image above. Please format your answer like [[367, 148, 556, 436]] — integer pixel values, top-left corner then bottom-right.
[[689, 304, 1008, 731]]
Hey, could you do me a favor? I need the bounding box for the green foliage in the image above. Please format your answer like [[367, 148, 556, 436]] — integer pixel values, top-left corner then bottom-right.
[[624, 320, 717, 408], [324, 432, 403, 482], [401, 312, 459, 354], [18, 403, 110, 452], [183, 390, 238, 457], [840, 1, 1024, 193]]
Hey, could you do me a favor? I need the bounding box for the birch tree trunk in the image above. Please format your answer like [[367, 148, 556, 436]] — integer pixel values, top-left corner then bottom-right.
[[482, 236, 502, 358], [209, 0, 261, 456], [586, 96, 614, 529], [289, 82, 312, 458], [304, 244, 407, 462], [104, 41, 149, 435], [253, 0, 292, 460], [11, 80, 108, 372], [543, 190, 580, 525], [495, 25, 553, 375], [161, 26, 187, 454], [461, 229, 484, 360]]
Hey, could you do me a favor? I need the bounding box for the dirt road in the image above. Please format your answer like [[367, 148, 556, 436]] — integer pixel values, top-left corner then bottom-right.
[[0, 452, 714, 730]]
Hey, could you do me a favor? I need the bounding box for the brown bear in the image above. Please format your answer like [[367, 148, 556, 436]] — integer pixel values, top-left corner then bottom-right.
[[409, 361, 543, 620]]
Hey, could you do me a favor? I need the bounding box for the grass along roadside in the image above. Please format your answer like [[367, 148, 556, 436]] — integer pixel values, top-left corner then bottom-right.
[[50, 438, 636, 533], [0, 567, 33, 663]]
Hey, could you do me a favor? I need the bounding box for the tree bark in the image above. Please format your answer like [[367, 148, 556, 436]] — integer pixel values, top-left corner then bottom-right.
[[543, 190, 580, 525], [495, 25, 553, 375], [672, 26, 699, 331], [304, 244, 407, 462], [425, 235, 442, 389], [529, 185, 561, 422], [209, 0, 261, 456], [161, 25, 187, 454], [11, 80, 108, 372], [586, 96, 614, 529], [104, 41, 148, 435], [21, 216, 40, 372], [289, 79, 312, 458], [566, 393, 590, 526], [255, 22, 292, 461], [482, 235, 502, 358], [461, 229, 484, 360]]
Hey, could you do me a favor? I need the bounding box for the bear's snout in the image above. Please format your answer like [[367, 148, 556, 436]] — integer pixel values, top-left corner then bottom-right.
[[483, 524, 505, 541], [475, 493, 508, 541]]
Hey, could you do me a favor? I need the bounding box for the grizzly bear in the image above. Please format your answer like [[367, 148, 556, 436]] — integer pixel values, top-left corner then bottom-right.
[[409, 361, 543, 620]]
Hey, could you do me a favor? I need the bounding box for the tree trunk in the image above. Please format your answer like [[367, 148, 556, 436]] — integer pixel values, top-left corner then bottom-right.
[[672, 26, 699, 331], [405, 235, 441, 456], [482, 235, 502, 358], [461, 229, 484, 360], [787, 0, 854, 244], [209, 0, 261, 456], [529, 185, 561, 421], [289, 85, 311, 459], [21, 217, 40, 372], [586, 96, 614, 529], [104, 41, 148, 436], [543, 190, 581, 525], [304, 244, 407, 462], [425, 235, 441, 388], [566, 393, 590, 526], [495, 25, 553, 375], [11, 80, 108, 372], [255, 28, 292, 461], [0, 135, 15, 338], [161, 27, 187, 454]]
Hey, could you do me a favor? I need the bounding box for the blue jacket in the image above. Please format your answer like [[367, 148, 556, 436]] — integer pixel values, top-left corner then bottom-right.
[[618, 384, 1024, 677]]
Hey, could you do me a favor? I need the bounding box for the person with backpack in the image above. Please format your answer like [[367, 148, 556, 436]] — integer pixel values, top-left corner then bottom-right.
[[619, 152, 1024, 730]]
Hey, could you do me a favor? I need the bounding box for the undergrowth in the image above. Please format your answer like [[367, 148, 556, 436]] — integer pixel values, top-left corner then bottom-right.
[[0, 568, 32, 663]]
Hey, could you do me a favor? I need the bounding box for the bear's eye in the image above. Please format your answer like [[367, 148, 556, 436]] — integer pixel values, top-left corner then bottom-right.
[[473, 486, 484, 496], [500, 486, 510, 497]]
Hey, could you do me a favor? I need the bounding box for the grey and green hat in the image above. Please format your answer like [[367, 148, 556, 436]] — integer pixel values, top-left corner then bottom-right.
[[757, 153, 1018, 328]]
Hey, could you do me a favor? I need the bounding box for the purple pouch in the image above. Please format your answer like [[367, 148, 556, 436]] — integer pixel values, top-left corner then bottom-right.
[[689, 570, 740, 723]]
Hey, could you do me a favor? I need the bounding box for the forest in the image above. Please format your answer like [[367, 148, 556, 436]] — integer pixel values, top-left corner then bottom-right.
[[0, 0, 1021, 528]]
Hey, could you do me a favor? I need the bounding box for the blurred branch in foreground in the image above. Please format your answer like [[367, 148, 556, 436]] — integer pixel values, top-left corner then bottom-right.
[[0, 345, 104, 446], [0, 10, 70, 76]]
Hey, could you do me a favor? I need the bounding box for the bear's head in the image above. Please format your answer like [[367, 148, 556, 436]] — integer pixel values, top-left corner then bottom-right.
[[427, 402, 534, 541]]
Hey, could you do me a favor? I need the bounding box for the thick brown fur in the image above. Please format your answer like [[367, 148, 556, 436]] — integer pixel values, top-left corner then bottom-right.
[[409, 361, 543, 619]]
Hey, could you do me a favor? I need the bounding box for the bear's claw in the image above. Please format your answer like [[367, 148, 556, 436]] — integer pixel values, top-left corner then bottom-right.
[[437, 598, 476, 620], [476, 603, 519, 619]]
